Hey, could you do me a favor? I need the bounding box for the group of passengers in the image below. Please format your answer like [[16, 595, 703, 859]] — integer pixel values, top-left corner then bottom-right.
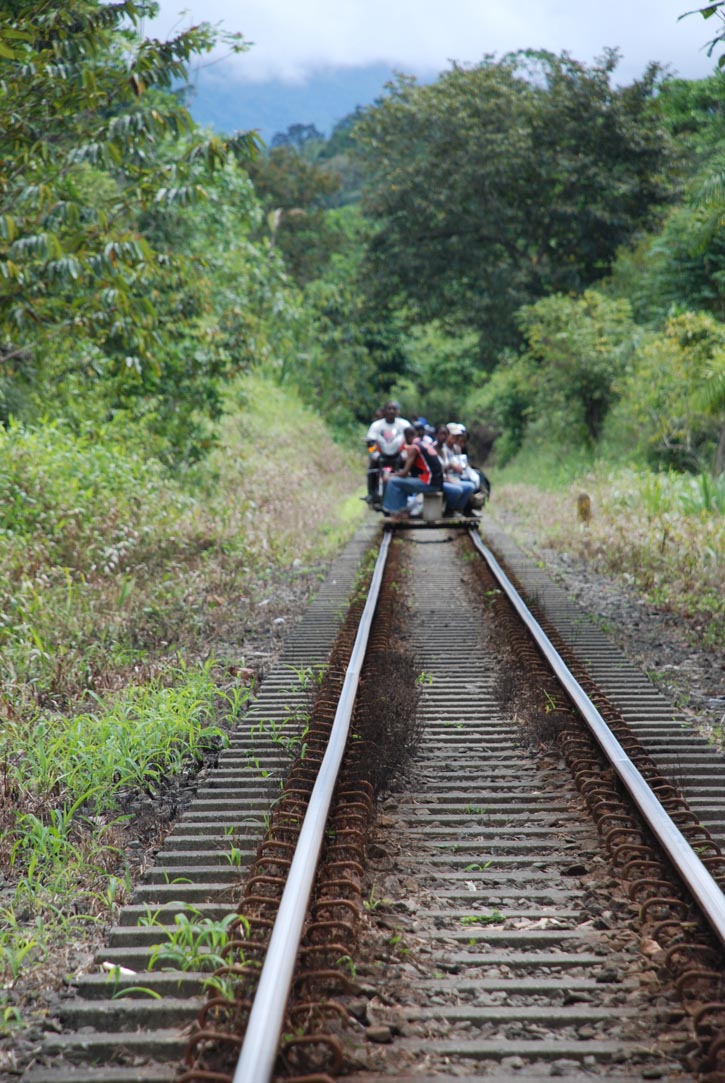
[[366, 401, 488, 520]]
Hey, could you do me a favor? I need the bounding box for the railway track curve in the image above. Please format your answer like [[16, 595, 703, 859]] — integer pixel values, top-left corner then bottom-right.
[[22, 517, 725, 1083]]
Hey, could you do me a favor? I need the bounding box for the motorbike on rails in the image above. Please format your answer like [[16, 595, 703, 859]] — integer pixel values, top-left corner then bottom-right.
[[366, 427, 407, 511]]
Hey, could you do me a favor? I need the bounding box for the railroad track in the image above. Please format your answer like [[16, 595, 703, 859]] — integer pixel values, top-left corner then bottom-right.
[[22, 518, 725, 1083]]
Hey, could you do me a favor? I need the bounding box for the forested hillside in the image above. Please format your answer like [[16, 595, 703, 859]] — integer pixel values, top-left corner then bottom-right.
[[1, 0, 724, 1044]]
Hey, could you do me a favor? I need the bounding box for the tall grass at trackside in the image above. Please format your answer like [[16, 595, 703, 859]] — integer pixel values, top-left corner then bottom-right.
[[0, 420, 191, 568], [0, 420, 196, 713], [0, 373, 364, 713], [490, 451, 725, 647], [4, 660, 238, 822], [0, 371, 364, 1029], [212, 370, 366, 560], [0, 662, 245, 988]]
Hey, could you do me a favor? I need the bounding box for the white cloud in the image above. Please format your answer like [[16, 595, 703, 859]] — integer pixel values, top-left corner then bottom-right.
[[151, 0, 718, 85]]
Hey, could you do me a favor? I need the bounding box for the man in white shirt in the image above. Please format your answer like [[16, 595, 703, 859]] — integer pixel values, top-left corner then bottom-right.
[[366, 401, 411, 509]]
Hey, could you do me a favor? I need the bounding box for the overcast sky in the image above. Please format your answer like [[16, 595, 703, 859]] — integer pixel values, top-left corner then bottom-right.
[[149, 0, 720, 85]]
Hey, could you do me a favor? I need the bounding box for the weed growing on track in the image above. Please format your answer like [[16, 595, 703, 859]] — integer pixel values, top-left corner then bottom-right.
[[461, 910, 505, 925], [144, 909, 246, 973], [363, 886, 391, 913], [281, 663, 327, 692], [250, 708, 313, 759]]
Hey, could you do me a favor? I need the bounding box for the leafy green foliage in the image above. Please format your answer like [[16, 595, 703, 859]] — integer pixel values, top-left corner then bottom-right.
[[247, 144, 343, 284], [354, 51, 675, 363], [0, 420, 185, 568], [658, 74, 725, 147], [608, 203, 725, 326], [146, 909, 243, 973], [0, 0, 271, 459], [271, 123, 325, 153], [4, 660, 235, 822], [680, 3, 725, 66], [0, 418, 196, 713], [284, 206, 413, 427], [0, 659, 244, 987], [610, 77, 725, 329], [388, 322, 481, 424], [1, 2, 254, 347], [611, 309, 725, 471], [474, 291, 635, 460]]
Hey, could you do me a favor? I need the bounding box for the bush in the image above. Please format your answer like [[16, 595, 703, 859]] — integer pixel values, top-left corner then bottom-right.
[[0, 420, 189, 572], [610, 309, 725, 472], [475, 291, 634, 460]]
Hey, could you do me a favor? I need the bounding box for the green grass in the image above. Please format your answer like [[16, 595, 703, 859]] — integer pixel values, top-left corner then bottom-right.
[[4, 659, 237, 821], [212, 369, 365, 562], [490, 455, 725, 647], [0, 660, 246, 989], [0, 370, 364, 712]]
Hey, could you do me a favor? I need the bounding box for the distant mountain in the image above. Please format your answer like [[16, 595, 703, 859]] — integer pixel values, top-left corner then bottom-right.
[[185, 61, 431, 143]]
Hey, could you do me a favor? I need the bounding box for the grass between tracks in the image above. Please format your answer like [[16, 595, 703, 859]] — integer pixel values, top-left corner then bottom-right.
[[489, 448, 725, 648], [0, 370, 365, 1044]]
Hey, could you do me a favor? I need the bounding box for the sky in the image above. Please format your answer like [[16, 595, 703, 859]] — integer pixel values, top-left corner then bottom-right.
[[149, 0, 722, 86]]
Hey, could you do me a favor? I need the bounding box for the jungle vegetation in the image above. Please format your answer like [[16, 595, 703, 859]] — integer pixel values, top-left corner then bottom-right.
[[3, 2, 725, 477]]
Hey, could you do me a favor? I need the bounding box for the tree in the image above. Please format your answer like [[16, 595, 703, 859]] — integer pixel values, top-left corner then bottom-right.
[[658, 74, 725, 146], [697, 359, 725, 472], [280, 206, 414, 428], [354, 52, 676, 365], [271, 123, 325, 153], [317, 109, 368, 206], [474, 290, 635, 458], [680, 3, 725, 65], [319, 109, 366, 159], [620, 202, 725, 324], [616, 309, 725, 471], [606, 75, 725, 326], [0, 1, 257, 394], [247, 145, 342, 284], [387, 322, 482, 425]]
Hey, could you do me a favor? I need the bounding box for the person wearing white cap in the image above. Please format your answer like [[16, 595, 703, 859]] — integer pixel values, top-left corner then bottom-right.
[[434, 424, 475, 514]]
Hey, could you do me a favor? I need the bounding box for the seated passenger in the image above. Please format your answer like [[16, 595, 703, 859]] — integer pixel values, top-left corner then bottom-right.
[[366, 401, 411, 509], [455, 425, 491, 508], [435, 423, 475, 515], [382, 426, 442, 519], [412, 416, 435, 444]]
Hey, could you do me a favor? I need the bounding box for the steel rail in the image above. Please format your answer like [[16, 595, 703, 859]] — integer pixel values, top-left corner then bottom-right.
[[469, 529, 725, 949], [232, 531, 392, 1083]]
